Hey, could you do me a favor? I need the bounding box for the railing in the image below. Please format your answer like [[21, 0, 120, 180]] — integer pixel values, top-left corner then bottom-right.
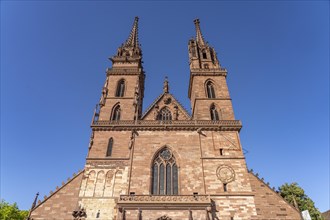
[[92, 120, 242, 127], [118, 195, 210, 204]]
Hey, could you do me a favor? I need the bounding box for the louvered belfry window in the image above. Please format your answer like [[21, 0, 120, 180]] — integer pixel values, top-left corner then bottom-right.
[[151, 148, 178, 195]]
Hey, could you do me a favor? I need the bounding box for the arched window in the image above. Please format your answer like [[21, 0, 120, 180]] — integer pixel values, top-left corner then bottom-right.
[[106, 138, 113, 157], [151, 148, 178, 195], [115, 80, 125, 97], [206, 81, 216, 98], [210, 104, 220, 121], [157, 107, 172, 121], [202, 50, 207, 59], [111, 105, 121, 121]]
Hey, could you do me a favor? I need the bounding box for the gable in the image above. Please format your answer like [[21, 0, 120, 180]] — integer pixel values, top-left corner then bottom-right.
[[142, 93, 191, 120]]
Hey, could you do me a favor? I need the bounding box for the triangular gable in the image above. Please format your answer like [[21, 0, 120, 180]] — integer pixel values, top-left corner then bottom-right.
[[142, 92, 191, 120]]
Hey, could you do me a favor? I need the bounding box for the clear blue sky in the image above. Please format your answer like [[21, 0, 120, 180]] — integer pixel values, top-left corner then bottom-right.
[[1, 1, 329, 212]]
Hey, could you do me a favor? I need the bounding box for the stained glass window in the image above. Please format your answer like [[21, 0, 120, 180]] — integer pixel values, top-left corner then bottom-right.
[[159, 164, 165, 195], [172, 164, 178, 195], [151, 148, 178, 195], [166, 164, 171, 194], [152, 164, 158, 194]]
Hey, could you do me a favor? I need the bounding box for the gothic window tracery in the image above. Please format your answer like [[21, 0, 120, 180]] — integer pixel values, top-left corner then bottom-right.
[[206, 81, 216, 98], [111, 105, 121, 121], [157, 107, 172, 121], [106, 138, 113, 156], [151, 148, 178, 195], [116, 80, 125, 97], [210, 104, 220, 121]]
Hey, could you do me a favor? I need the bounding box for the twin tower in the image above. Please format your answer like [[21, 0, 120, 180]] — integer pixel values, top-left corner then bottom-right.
[[29, 17, 301, 220], [96, 17, 235, 124]]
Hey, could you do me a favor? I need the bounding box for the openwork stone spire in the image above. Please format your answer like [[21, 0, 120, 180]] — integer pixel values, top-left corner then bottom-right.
[[124, 16, 140, 48], [115, 17, 142, 58], [194, 18, 206, 46]]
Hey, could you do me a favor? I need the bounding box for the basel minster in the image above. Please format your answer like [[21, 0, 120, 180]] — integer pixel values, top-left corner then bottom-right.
[[29, 17, 302, 220]]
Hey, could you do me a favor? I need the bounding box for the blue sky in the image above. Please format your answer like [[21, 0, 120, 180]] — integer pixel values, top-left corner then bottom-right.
[[1, 1, 329, 212]]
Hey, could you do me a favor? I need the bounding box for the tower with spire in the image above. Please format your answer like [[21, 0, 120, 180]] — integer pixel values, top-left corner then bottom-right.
[[188, 18, 234, 121], [98, 16, 145, 122], [29, 18, 302, 220]]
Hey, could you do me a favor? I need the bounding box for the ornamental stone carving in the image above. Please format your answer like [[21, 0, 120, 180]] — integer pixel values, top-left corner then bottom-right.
[[216, 165, 235, 183], [157, 215, 172, 220]]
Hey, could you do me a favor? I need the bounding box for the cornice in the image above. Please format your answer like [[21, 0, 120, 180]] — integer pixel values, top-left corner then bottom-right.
[[91, 120, 242, 132], [201, 156, 245, 160], [106, 67, 145, 76]]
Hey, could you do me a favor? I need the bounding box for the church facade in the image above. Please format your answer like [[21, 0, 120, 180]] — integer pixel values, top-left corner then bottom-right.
[[29, 17, 302, 220]]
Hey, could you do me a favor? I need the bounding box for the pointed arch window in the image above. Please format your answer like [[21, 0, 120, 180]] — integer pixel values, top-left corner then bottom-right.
[[157, 107, 172, 121], [106, 138, 113, 157], [206, 81, 216, 98], [111, 105, 121, 121], [202, 50, 207, 59], [151, 148, 178, 195], [210, 104, 220, 121], [116, 80, 125, 97]]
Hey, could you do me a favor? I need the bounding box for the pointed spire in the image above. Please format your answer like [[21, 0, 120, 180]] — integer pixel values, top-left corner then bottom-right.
[[194, 18, 206, 46], [124, 16, 139, 48]]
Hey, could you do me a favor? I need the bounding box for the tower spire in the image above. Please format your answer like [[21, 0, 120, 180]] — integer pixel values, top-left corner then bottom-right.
[[124, 16, 139, 48], [115, 17, 141, 58], [193, 18, 206, 46]]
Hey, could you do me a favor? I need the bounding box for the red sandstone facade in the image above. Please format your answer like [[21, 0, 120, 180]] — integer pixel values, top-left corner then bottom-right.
[[29, 17, 302, 220]]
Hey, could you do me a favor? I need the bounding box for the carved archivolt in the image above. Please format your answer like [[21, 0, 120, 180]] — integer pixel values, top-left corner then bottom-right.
[[216, 165, 235, 183]]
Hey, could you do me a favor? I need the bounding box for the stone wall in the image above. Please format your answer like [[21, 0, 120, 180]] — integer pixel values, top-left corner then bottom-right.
[[30, 171, 83, 220]]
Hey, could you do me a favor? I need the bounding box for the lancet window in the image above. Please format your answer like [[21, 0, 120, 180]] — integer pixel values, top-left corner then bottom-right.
[[206, 81, 216, 98], [111, 105, 121, 121], [115, 80, 125, 97], [157, 107, 172, 121], [210, 104, 220, 121], [106, 138, 113, 157], [151, 148, 178, 195]]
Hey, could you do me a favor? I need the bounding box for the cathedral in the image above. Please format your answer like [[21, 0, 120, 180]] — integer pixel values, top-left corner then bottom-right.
[[29, 17, 302, 220]]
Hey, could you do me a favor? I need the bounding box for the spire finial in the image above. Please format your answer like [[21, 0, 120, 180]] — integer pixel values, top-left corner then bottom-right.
[[193, 18, 206, 46], [163, 76, 169, 93], [124, 16, 139, 48]]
